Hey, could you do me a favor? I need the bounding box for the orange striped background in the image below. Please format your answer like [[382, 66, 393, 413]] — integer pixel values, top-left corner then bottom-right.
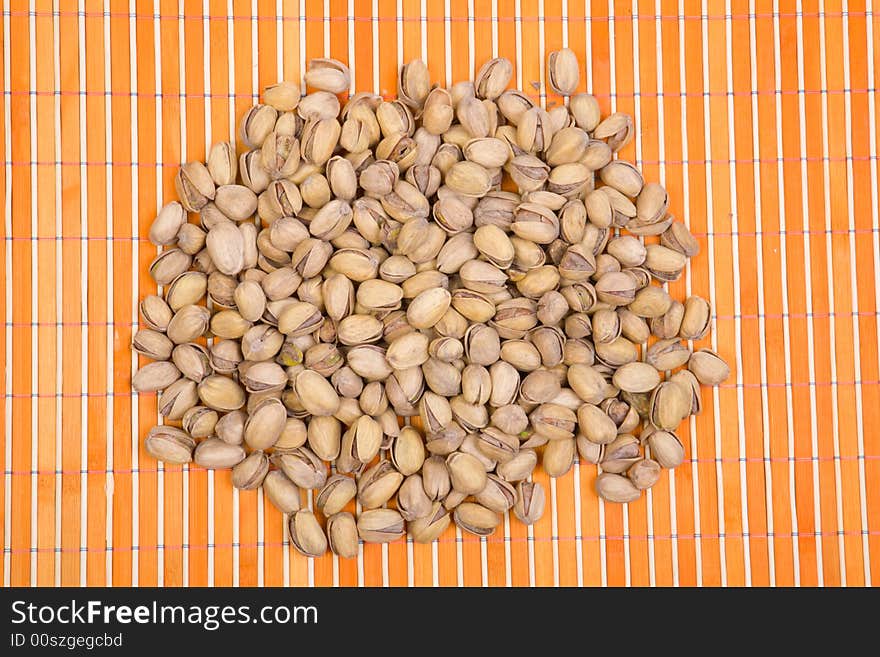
[[1, 0, 878, 587]]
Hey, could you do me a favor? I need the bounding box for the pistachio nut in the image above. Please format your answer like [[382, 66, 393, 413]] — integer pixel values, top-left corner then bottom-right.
[[327, 512, 359, 558], [288, 510, 328, 558], [194, 438, 246, 469], [144, 425, 195, 464], [357, 508, 405, 543]]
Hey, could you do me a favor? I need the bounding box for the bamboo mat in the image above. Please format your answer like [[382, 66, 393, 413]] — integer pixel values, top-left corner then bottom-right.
[[1, 0, 879, 588]]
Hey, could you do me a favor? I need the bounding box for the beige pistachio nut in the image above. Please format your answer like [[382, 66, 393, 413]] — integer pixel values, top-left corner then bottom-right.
[[144, 425, 195, 464], [327, 512, 359, 558], [513, 481, 545, 525], [357, 508, 405, 543], [595, 472, 641, 503], [194, 438, 246, 469], [288, 510, 328, 558], [453, 502, 500, 536]]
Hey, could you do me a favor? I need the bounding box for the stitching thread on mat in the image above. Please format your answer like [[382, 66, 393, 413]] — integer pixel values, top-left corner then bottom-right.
[[3, 529, 877, 555]]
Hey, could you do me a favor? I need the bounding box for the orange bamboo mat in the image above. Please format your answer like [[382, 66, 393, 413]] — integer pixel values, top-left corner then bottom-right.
[[1, 0, 879, 588]]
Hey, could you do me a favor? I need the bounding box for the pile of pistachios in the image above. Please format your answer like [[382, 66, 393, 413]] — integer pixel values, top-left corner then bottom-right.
[[132, 52, 730, 557]]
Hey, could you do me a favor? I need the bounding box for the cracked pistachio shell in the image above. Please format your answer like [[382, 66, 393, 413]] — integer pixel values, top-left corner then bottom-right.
[[490, 404, 528, 436], [306, 415, 342, 461], [595, 472, 641, 503], [517, 107, 555, 153], [474, 57, 513, 100], [385, 331, 429, 370], [277, 301, 323, 337], [514, 481, 546, 525], [214, 184, 258, 221], [446, 161, 492, 197], [150, 248, 192, 286], [182, 406, 218, 439], [688, 349, 731, 386], [646, 338, 691, 372], [394, 473, 430, 522], [232, 450, 269, 490], [422, 455, 452, 501], [542, 437, 576, 477], [670, 369, 702, 416], [680, 295, 712, 340], [304, 57, 351, 93], [612, 362, 661, 393], [576, 434, 603, 465], [205, 220, 244, 276], [149, 201, 187, 246], [462, 323, 500, 366], [649, 381, 692, 430], [194, 438, 246, 469], [243, 397, 286, 450], [357, 460, 403, 509], [293, 369, 340, 417], [461, 364, 492, 406], [475, 474, 516, 513], [165, 271, 208, 312], [157, 378, 198, 420], [547, 48, 580, 95], [132, 360, 181, 392], [474, 426, 519, 464], [599, 160, 644, 198], [647, 430, 685, 469], [144, 426, 195, 464], [274, 447, 328, 490], [357, 509, 406, 544], [644, 244, 687, 282], [210, 310, 252, 340], [300, 118, 342, 166], [495, 448, 538, 483], [241, 361, 287, 394], [214, 409, 246, 446], [446, 451, 488, 495], [601, 434, 641, 473], [171, 342, 212, 383], [240, 104, 278, 148], [408, 502, 450, 543], [297, 91, 340, 121], [337, 314, 383, 346], [197, 374, 246, 412], [140, 294, 173, 332], [391, 426, 426, 476], [529, 403, 576, 441], [288, 510, 328, 558], [263, 470, 301, 515], [661, 221, 700, 257], [472, 225, 515, 270], [651, 300, 684, 340], [175, 161, 216, 212], [341, 414, 383, 465], [576, 403, 618, 445], [569, 93, 601, 131], [519, 370, 560, 405], [316, 475, 357, 517], [628, 458, 662, 490], [594, 112, 635, 152], [132, 328, 174, 361], [263, 81, 301, 111], [327, 512, 359, 559], [398, 58, 431, 107], [453, 502, 500, 536], [406, 288, 452, 330], [233, 281, 267, 324]]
